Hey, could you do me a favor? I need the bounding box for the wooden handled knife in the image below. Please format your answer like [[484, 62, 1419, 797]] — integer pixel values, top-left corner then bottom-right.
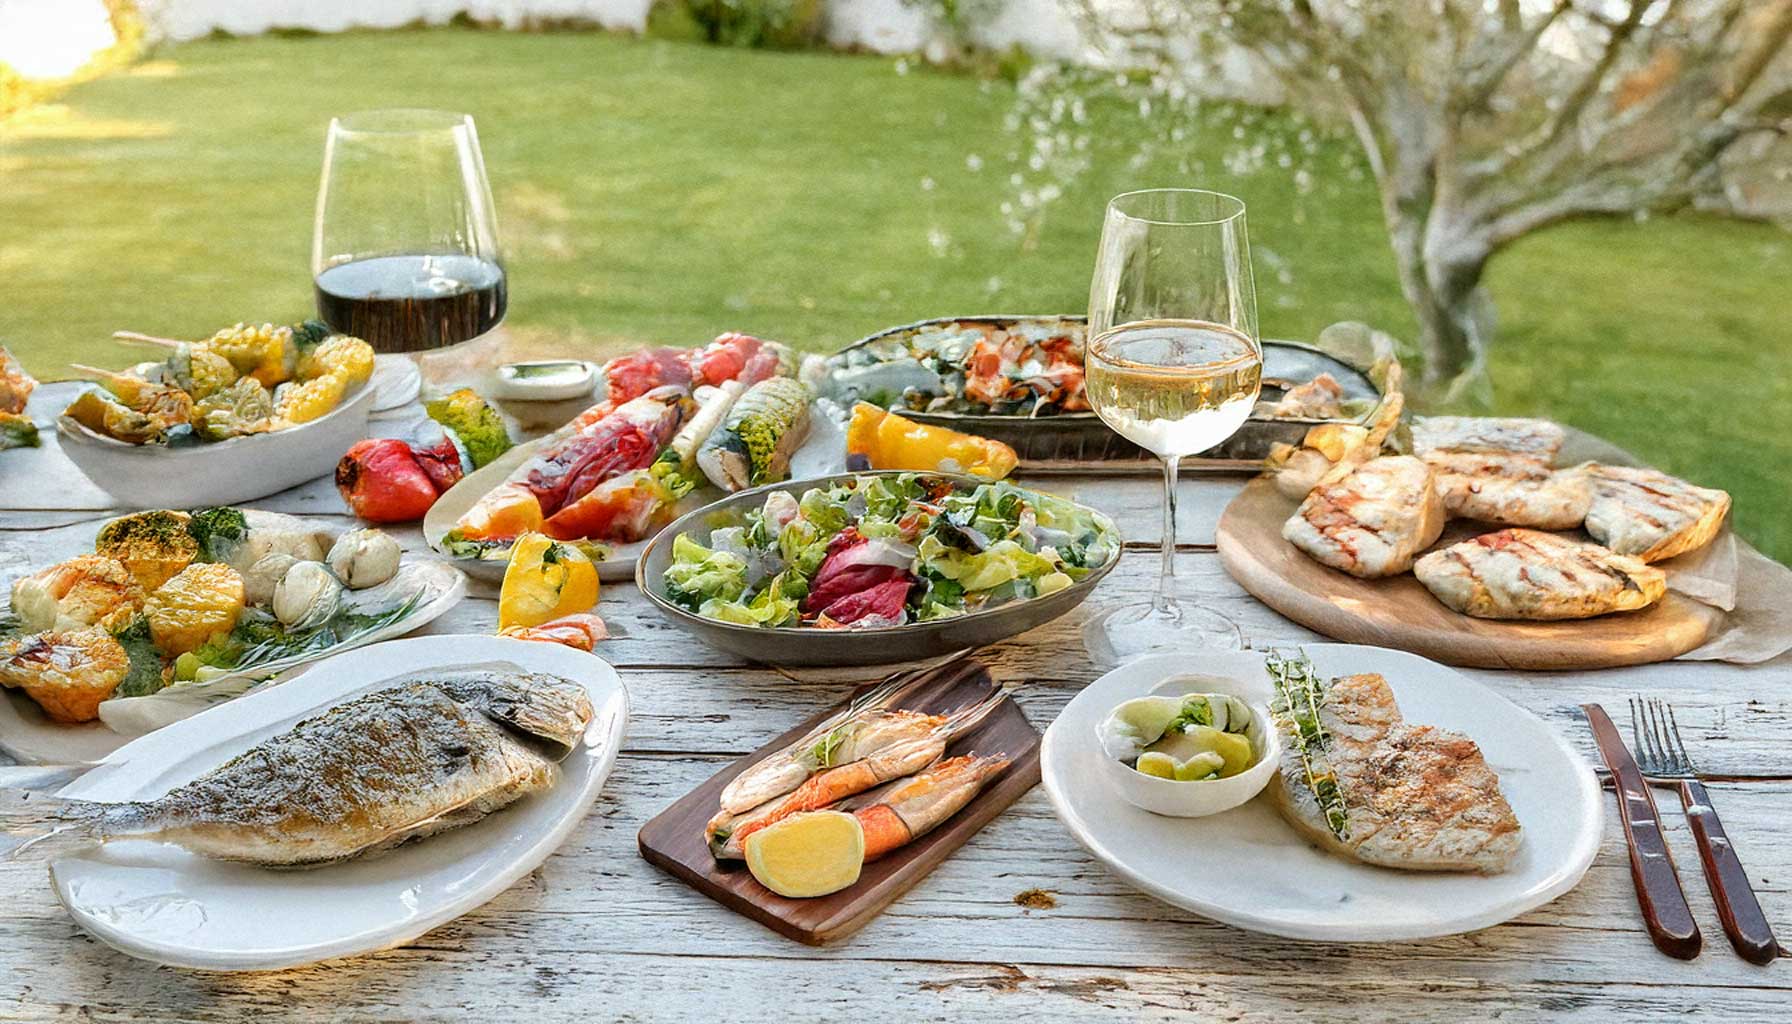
[[1582, 703, 1702, 960]]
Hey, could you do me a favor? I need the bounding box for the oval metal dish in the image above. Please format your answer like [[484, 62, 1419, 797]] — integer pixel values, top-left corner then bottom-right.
[[830, 315, 1388, 465], [636, 471, 1122, 667]]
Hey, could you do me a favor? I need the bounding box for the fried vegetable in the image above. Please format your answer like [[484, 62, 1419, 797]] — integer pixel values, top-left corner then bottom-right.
[[0, 345, 36, 414], [0, 628, 130, 723], [192, 377, 274, 441], [0, 412, 39, 449], [9, 555, 144, 633], [63, 388, 160, 444], [97, 510, 199, 591], [498, 533, 599, 630], [145, 563, 246, 656], [425, 388, 512, 469]]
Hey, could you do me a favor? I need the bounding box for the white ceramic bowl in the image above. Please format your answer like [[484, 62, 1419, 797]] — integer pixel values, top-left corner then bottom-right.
[[56, 379, 375, 508], [1094, 672, 1281, 818]]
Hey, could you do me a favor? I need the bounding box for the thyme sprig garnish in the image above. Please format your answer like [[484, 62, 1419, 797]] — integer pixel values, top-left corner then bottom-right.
[[1267, 650, 1350, 841]]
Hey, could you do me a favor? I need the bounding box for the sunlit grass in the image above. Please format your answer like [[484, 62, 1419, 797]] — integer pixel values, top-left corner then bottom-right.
[[0, 27, 1785, 558]]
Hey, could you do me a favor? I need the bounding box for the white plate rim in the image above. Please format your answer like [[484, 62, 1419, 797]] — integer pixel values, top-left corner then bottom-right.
[[1040, 644, 1603, 942], [46, 635, 628, 970]]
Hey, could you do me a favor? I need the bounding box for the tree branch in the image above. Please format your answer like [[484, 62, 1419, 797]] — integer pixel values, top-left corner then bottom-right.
[[1451, 0, 1571, 115]]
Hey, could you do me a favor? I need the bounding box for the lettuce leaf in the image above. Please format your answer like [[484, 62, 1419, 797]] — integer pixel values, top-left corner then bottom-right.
[[664, 533, 749, 611], [917, 536, 1061, 592]]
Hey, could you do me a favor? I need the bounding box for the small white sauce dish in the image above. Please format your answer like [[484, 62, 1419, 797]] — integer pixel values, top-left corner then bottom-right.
[[492, 360, 598, 402], [1093, 672, 1281, 818]]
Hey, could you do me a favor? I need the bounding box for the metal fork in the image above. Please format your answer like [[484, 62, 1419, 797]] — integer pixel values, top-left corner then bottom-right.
[[1630, 697, 1781, 965]]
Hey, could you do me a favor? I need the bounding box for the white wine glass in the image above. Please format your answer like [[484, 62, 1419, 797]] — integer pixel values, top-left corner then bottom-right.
[[1082, 188, 1263, 664]]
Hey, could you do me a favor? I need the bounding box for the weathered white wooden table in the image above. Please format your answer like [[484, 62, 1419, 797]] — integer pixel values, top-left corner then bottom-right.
[[3, 381, 1788, 1022]]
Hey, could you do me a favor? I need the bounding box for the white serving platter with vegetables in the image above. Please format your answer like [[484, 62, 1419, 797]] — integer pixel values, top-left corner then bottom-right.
[[0, 507, 465, 764], [1041, 646, 1601, 941], [45, 635, 628, 971]]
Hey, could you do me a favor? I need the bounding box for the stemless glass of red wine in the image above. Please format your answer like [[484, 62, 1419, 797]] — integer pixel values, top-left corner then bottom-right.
[[312, 109, 506, 397]]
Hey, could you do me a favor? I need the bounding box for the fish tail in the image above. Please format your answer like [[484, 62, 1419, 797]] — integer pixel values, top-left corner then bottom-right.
[[0, 789, 118, 863]]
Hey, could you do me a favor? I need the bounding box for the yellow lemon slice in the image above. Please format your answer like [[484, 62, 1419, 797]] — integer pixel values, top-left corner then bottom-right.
[[744, 811, 865, 899]]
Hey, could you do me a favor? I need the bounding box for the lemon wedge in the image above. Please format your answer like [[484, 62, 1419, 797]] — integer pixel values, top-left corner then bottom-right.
[[744, 811, 865, 899]]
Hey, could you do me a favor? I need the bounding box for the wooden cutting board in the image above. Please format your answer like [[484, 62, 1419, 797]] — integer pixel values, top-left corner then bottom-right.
[[636, 657, 1041, 945], [1216, 476, 1722, 670]]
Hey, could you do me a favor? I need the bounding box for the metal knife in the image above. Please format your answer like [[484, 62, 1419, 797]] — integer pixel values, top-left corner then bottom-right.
[[1582, 703, 1702, 960]]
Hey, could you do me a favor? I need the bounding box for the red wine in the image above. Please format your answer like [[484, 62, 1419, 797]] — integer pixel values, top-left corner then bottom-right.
[[314, 254, 507, 353]]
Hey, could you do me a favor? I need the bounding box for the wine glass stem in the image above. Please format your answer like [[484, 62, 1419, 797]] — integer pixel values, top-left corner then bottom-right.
[[1157, 454, 1180, 613]]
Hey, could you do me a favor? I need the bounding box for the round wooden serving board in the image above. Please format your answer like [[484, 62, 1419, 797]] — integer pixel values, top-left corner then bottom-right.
[[1215, 476, 1722, 670]]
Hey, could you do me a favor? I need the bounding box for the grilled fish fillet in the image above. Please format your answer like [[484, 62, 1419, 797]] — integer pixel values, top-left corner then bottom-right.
[[2, 672, 594, 868], [1414, 528, 1666, 620], [1270, 673, 1521, 873], [1583, 464, 1730, 562], [1283, 456, 1445, 578]]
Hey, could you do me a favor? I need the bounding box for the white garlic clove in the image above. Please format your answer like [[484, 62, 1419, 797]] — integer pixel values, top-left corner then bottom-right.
[[243, 552, 300, 607], [272, 560, 343, 630], [326, 529, 402, 590]]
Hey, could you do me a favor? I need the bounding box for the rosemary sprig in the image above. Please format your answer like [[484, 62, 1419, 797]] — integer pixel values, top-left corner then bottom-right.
[[1267, 650, 1350, 841]]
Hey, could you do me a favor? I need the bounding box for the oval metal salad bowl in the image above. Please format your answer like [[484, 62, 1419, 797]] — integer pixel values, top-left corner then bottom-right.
[[636, 471, 1123, 667]]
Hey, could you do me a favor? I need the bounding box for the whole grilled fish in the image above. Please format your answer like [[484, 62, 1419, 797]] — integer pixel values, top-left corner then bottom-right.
[[1, 671, 593, 868]]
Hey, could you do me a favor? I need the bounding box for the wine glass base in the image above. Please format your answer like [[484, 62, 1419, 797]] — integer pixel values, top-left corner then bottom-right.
[[1082, 598, 1243, 667], [368, 355, 422, 413]]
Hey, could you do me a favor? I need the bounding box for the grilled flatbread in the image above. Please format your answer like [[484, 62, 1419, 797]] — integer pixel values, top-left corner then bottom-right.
[[1282, 456, 1445, 578], [1434, 468, 1592, 529], [1269, 672, 1521, 873], [1411, 416, 1589, 530], [1413, 528, 1666, 620], [1411, 416, 1564, 464], [1583, 464, 1730, 562]]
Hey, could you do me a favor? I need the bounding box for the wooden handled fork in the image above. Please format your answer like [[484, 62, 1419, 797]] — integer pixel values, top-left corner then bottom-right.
[[1631, 697, 1782, 966]]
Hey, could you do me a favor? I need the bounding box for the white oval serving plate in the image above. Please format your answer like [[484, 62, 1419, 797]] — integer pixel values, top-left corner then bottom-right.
[[1041, 645, 1601, 942], [56, 377, 375, 508], [0, 559, 467, 765], [47, 634, 628, 971]]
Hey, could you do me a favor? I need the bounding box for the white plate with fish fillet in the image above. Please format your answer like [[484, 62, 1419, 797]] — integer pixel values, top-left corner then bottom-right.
[[39, 635, 627, 970], [1041, 645, 1601, 941]]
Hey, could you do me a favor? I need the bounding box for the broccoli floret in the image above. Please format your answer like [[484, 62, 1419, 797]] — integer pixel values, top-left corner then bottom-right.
[[425, 388, 512, 469], [186, 506, 250, 563], [111, 617, 170, 698]]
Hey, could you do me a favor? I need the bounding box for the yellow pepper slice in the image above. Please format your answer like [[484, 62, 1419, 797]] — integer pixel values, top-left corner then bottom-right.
[[498, 532, 600, 630]]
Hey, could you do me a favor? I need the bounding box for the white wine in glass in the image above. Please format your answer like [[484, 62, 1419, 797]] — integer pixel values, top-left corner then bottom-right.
[[1082, 190, 1263, 664]]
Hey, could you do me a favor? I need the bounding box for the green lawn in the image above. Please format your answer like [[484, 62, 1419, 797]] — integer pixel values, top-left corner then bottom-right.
[[2, 28, 1786, 560]]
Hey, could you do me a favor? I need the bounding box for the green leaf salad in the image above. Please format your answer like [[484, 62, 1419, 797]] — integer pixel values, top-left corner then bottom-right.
[[661, 473, 1116, 629]]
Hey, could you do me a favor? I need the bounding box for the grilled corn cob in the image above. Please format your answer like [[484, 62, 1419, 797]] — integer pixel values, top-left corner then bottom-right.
[[297, 335, 375, 387], [168, 344, 239, 399], [274, 373, 348, 425], [696, 377, 812, 491]]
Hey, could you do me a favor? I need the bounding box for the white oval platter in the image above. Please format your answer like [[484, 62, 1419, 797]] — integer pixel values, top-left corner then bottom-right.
[[47, 634, 628, 971]]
